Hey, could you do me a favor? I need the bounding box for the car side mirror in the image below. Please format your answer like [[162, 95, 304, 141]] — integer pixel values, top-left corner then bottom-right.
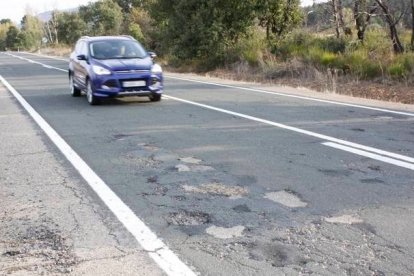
[[148, 52, 157, 59], [77, 54, 87, 61]]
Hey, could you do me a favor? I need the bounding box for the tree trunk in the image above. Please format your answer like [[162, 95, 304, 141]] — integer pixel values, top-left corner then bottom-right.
[[411, 0, 414, 50], [354, 0, 366, 41], [375, 0, 404, 54], [332, 0, 341, 38], [338, 0, 345, 31]]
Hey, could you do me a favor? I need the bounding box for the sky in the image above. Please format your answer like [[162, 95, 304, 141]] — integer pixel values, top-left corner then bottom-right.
[[0, 0, 96, 23], [0, 0, 326, 24]]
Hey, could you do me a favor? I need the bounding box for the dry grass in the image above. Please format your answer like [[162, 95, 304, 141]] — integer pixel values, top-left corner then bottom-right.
[[206, 60, 414, 104], [35, 47, 72, 58]]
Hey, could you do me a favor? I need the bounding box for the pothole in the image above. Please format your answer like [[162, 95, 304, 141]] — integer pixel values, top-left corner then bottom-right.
[[175, 164, 191, 172], [113, 134, 133, 140], [175, 164, 215, 172], [166, 210, 211, 226], [183, 183, 248, 197], [137, 143, 159, 151], [232, 204, 251, 213], [324, 214, 363, 225], [206, 225, 245, 239], [264, 190, 307, 208], [179, 157, 202, 164]]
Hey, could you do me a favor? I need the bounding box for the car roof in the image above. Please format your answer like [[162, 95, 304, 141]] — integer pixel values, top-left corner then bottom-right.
[[79, 36, 135, 42]]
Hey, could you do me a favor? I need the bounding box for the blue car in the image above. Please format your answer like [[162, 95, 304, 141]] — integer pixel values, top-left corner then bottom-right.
[[69, 35, 163, 105]]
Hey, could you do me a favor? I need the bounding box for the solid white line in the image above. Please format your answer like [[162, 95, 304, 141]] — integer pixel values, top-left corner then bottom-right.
[[4, 52, 67, 72], [322, 142, 414, 171], [164, 95, 414, 166], [0, 75, 196, 276], [165, 75, 414, 118], [4, 51, 414, 165], [6, 52, 414, 118], [19, 51, 69, 62]]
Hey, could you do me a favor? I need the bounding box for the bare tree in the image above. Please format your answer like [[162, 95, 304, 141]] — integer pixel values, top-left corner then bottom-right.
[[331, 0, 341, 37], [354, 0, 377, 42], [375, 0, 405, 53], [411, 0, 414, 50]]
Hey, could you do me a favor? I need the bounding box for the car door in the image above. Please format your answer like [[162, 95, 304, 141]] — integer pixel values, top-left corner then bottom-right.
[[76, 41, 89, 89]]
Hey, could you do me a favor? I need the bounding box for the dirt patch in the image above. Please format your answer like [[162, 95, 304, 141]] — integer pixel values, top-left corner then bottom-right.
[[183, 183, 248, 197], [1, 222, 77, 274], [166, 210, 211, 226]]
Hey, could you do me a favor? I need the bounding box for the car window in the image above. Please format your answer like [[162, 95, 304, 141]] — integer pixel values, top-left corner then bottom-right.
[[90, 40, 147, 60], [75, 41, 82, 54], [80, 42, 88, 56]]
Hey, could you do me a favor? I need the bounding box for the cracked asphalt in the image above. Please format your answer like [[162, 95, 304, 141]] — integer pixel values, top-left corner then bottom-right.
[[1, 52, 414, 275], [0, 84, 164, 275]]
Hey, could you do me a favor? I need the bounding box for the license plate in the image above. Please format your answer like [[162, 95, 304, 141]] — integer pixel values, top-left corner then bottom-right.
[[123, 80, 146, 87]]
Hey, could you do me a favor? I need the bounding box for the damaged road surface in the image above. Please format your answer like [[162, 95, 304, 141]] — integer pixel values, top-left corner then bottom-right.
[[1, 52, 414, 275]]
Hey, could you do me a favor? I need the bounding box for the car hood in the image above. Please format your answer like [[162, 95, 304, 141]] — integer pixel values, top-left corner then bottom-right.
[[95, 57, 152, 71]]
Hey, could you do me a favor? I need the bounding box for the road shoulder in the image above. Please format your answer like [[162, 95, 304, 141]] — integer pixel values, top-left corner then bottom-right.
[[0, 85, 164, 275]]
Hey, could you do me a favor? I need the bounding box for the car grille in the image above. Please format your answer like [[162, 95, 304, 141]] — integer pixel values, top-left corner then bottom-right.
[[103, 79, 118, 88], [115, 69, 150, 74]]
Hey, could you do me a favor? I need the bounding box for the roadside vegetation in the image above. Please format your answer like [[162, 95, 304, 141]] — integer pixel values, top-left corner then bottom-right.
[[1, 0, 414, 103]]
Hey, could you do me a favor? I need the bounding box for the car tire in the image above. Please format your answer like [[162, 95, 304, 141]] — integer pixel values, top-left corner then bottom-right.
[[149, 94, 161, 102], [86, 80, 100, 105], [70, 74, 81, 97]]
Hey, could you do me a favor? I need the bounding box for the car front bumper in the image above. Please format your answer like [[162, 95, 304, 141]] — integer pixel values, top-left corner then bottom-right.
[[91, 73, 163, 98]]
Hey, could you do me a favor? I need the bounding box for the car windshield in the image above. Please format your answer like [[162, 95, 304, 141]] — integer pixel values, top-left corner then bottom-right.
[[90, 40, 147, 60]]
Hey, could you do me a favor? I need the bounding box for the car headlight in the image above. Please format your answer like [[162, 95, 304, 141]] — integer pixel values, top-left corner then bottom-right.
[[151, 64, 162, 74], [92, 65, 111, 75]]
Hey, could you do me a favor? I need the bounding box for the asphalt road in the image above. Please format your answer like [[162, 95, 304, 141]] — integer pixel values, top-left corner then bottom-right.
[[1, 52, 414, 275]]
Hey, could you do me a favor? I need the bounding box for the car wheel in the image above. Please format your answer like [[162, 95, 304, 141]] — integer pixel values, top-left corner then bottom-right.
[[149, 94, 161, 102], [70, 74, 81, 97], [86, 80, 100, 105]]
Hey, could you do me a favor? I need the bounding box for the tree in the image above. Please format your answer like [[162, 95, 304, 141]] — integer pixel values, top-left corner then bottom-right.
[[256, 0, 303, 40], [375, 0, 405, 53], [114, 0, 148, 13], [150, 0, 257, 63], [0, 19, 13, 50], [19, 15, 43, 50], [411, 0, 414, 50], [5, 26, 20, 50], [44, 11, 60, 45], [354, 0, 378, 42], [128, 7, 154, 46], [56, 12, 87, 45], [0, 19, 12, 25], [79, 0, 123, 36], [330, 0, 346, 38]]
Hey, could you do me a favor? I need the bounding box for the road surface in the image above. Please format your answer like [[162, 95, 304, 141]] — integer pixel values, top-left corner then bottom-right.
[[1, 51, 414, 275]]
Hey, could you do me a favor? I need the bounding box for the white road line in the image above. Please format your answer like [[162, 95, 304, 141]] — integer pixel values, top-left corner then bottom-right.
[[20, 51, 69, 62], [4, 52, 67, 72], [165, 76, 414, 118], [164, 95, 414, 167], [6, 52, 414, 118], [0, 75, 197, 276], [323, 142, 414, 171], [4, 52, 414, 167]]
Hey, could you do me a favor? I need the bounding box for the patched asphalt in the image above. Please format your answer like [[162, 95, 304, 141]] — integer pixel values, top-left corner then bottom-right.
[[1, 51, 414, 275]]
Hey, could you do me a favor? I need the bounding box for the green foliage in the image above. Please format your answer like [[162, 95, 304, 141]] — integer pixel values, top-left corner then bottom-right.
[[0, 20, 13, 50], [128, 23, 145, 42], [127, 7, 155, 48], [256, 0, 303, 39], [5, 26, 20, 50], [388, 53, 414, 79], [79, 0, 123, 36], [150, 0, 257, 65], [56, 12, 87, 45], [19, 15, 43, 50]]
